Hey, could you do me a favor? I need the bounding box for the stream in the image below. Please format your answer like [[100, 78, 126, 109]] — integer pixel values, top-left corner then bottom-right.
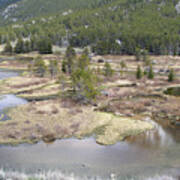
[[0, 69, 179, 180]]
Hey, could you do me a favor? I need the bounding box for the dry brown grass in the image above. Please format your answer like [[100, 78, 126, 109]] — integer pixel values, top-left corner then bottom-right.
[[0, 99, 153, 145]]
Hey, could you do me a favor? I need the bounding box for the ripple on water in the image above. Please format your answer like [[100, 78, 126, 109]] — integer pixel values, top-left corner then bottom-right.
[[0, 169, 179, 180]]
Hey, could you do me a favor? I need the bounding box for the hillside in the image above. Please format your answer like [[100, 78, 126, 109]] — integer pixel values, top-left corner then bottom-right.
[[1, 0, 180, 55], [0, 0, 107, 24], [0, 0, 21, 10]]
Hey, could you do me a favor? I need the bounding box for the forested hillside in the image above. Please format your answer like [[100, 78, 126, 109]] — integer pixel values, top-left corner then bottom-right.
[[1, 0, 180, 55], [0, 0, 108, 24], [0, 0, 21, 10]]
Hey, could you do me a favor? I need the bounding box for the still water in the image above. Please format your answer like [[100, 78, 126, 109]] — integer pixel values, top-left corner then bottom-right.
[[0, 70, 179, 180]]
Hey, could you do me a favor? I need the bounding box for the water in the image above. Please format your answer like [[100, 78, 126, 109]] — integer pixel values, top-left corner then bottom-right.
[[0, 69, 18, 80], [0, 94, 27, 111], [0, 70, 179, 180], [0, 69, 27, 121]]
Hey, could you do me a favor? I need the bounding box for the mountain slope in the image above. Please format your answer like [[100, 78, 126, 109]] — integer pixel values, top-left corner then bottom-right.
[[0, 0, 21, 10], [0, 0, 107, 24]]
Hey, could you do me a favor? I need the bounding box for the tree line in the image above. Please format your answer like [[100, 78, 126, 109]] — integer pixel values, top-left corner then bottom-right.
[[4, 38, 52, 54]]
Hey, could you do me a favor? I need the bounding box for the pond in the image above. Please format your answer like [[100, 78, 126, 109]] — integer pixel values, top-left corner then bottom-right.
[[0, 70, 179, 180]]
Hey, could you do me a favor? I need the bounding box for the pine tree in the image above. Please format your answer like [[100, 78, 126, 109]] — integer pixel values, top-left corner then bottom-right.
[[120, 61, 127, 77], [49, 60, 59, 78], [70, 54, 98, 103], [38, 38, 53, 54], [24, 41, 31, 53], [14, 38, 24, 54], [148, 64, 154, 79], [4, 41, 13, 54], [142, 49, 148, 62], [104, 62, 113, 77], [33, 58, 47, 77], [61, 59, 67, 73], [136, 65, 142, 79], [135, 48, 141, 61], [65, 46, 76, 74], [83, 47, 89, 56], [168, 69, 175, 82], [30, 36, 38, 51]]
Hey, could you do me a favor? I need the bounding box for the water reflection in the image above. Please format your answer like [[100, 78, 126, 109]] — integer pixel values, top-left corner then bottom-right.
[[0, 138, 179, 178], [127, 117, 176, 148]]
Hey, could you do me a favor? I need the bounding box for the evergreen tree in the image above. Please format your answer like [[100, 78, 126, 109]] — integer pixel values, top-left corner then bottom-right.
[[83, 47, 89, 56], [24, 40, 31, 53], [33, 58, 47, 77], [168, 69, 175, 82], [135, 48, 141, 61], [65, 46, 76, 74], [49, 60, 59, 78], [58, 71, 67, 93], [104, 62, 113, 77], [148, 64, 154, 79], [14, 38, 24, 54], [142, 49, 149, 62], [71, 54, 98, 103], [38, 38, 53, 54], [120, 61, 127, 77], [4, 41, 13, 54], [30, 36, 38, 51], [78, 53, 90, 69], [61, 59, 67, 73], [136, 65, 142, 79]]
